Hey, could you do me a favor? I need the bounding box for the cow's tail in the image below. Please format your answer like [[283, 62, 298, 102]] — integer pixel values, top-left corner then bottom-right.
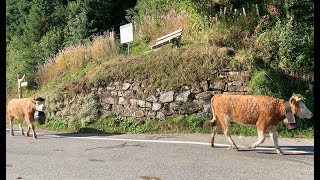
[[208, 96, 217, 127]]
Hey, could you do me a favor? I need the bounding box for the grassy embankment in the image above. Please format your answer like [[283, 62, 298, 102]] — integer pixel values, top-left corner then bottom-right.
[[8, 3, 314, 138]]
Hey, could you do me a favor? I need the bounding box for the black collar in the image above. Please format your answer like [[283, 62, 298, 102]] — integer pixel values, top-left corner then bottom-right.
[[285, 101, 296, 123]]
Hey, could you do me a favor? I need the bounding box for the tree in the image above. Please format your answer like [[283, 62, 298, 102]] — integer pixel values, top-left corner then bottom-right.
[[6, 0, 31, 43], [24, 0, 65, 42], [39, 27, 64, 59], [63, 0, 90, 47]]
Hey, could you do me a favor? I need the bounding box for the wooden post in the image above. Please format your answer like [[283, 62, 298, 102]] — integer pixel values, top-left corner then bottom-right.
[[242, 7, 246, 17], [17, 74, 25, 99], [109, 31, 113, 41], [111, 30, 115, 42]]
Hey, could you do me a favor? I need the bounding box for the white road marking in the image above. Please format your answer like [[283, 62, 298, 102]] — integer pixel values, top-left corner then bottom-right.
[[6, 129, 313, 154]]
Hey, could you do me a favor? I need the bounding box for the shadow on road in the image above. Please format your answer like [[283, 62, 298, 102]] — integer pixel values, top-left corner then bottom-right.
[[77, 127, 125, 136], [7, 126, 125, 138], [47, 131, 124, 137], [32, 127, 125, 139], [240, 145, 315, 155]]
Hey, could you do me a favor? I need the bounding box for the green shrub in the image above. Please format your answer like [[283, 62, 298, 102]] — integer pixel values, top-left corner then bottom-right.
[[257, 17, 313, 76], [208, 15, 258, 48], [44, 118, 69, 131], [305, 91, 314, 113], [250, 69, 291, 98]]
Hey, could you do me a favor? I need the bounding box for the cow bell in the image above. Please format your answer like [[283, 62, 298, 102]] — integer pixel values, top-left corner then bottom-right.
[[283, 115, 300, 130], [34, 111, 46, 125]]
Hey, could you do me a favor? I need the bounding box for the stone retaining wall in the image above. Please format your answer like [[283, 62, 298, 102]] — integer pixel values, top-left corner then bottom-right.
[[47, 69, 251, 120]]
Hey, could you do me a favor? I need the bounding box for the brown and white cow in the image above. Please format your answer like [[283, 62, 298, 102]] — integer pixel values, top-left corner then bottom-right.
[[209, 94, 313, 155], [7, 97, 46, 139]]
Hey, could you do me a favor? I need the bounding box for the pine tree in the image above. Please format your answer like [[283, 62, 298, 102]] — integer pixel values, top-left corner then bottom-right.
[[63, 0, 90, 47]]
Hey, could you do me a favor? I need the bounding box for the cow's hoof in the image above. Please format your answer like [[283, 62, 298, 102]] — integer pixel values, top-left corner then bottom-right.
[[21, 133, 25, 136], [33, 135, 37, 139], [210, 144, 215, 148], [276, 150, 284, 155], [26, 133, 30, 137], [10, 133, 14, 136]]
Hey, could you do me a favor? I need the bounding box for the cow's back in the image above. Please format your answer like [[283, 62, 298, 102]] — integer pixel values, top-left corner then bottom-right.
[[212, 94, 284, 126], [7, 98, 34, 118]]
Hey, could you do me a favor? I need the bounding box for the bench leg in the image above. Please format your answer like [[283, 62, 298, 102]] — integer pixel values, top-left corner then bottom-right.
[[177, 37, 181, 47]]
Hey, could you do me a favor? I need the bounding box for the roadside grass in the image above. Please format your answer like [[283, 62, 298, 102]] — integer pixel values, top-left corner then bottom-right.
[[41, 115, 211, 134], [8, 115, 313, 139], [230, 121, 314, 139]]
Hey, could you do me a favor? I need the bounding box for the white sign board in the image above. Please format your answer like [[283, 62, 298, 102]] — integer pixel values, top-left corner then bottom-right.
[[21, 81, 28, 87], [120, 23, 133, 44]]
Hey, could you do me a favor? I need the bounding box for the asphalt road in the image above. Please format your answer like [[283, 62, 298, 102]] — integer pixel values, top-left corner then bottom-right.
[[6, 127, 314, 180]]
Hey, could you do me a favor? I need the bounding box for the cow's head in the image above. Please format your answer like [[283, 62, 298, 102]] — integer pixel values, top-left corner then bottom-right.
[[33, 97, 46, 112], [33, 97, 46, 125], [289, 94, 313, 119], [283, 94, 312, 130]]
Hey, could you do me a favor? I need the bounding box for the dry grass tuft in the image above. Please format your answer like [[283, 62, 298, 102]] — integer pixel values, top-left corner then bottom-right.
[[89, 32, 117, 64], [36, 33, 117, 86]]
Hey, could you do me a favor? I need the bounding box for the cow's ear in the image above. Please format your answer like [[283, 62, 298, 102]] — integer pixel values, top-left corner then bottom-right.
[[32, 96, 37, 103], [290, 97, 298, 105]]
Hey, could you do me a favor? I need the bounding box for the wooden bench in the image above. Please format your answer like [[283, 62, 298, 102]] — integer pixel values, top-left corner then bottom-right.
[[150, 28, 183, 49]]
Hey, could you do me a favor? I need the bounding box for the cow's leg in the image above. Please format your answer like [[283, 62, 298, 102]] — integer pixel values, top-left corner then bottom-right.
[[223, 116, 238, 150], [19, 121, 25, 136], [26, 126, 31, 137], [9, 116, 14, 136], [224, 129, 238, 150], [210, 126, 218, 147], [249, 130, 266, 148], [269, 126, 283, 155], [26, 120, 37, 139], [209, 112, 219, 147]]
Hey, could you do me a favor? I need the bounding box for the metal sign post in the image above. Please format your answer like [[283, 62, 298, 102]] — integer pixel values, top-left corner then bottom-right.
[[127, 43, 130, 55], [17, 74, 27, 99], [120, 23, 133, 55]]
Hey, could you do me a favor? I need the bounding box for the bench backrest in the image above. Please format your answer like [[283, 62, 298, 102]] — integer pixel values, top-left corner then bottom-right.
[[156, 28, 183, 42], [151, 28, 183, 49]]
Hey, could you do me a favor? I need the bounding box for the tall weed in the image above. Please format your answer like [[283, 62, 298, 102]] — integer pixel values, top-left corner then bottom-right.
[[36, 33, 117, 86]]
